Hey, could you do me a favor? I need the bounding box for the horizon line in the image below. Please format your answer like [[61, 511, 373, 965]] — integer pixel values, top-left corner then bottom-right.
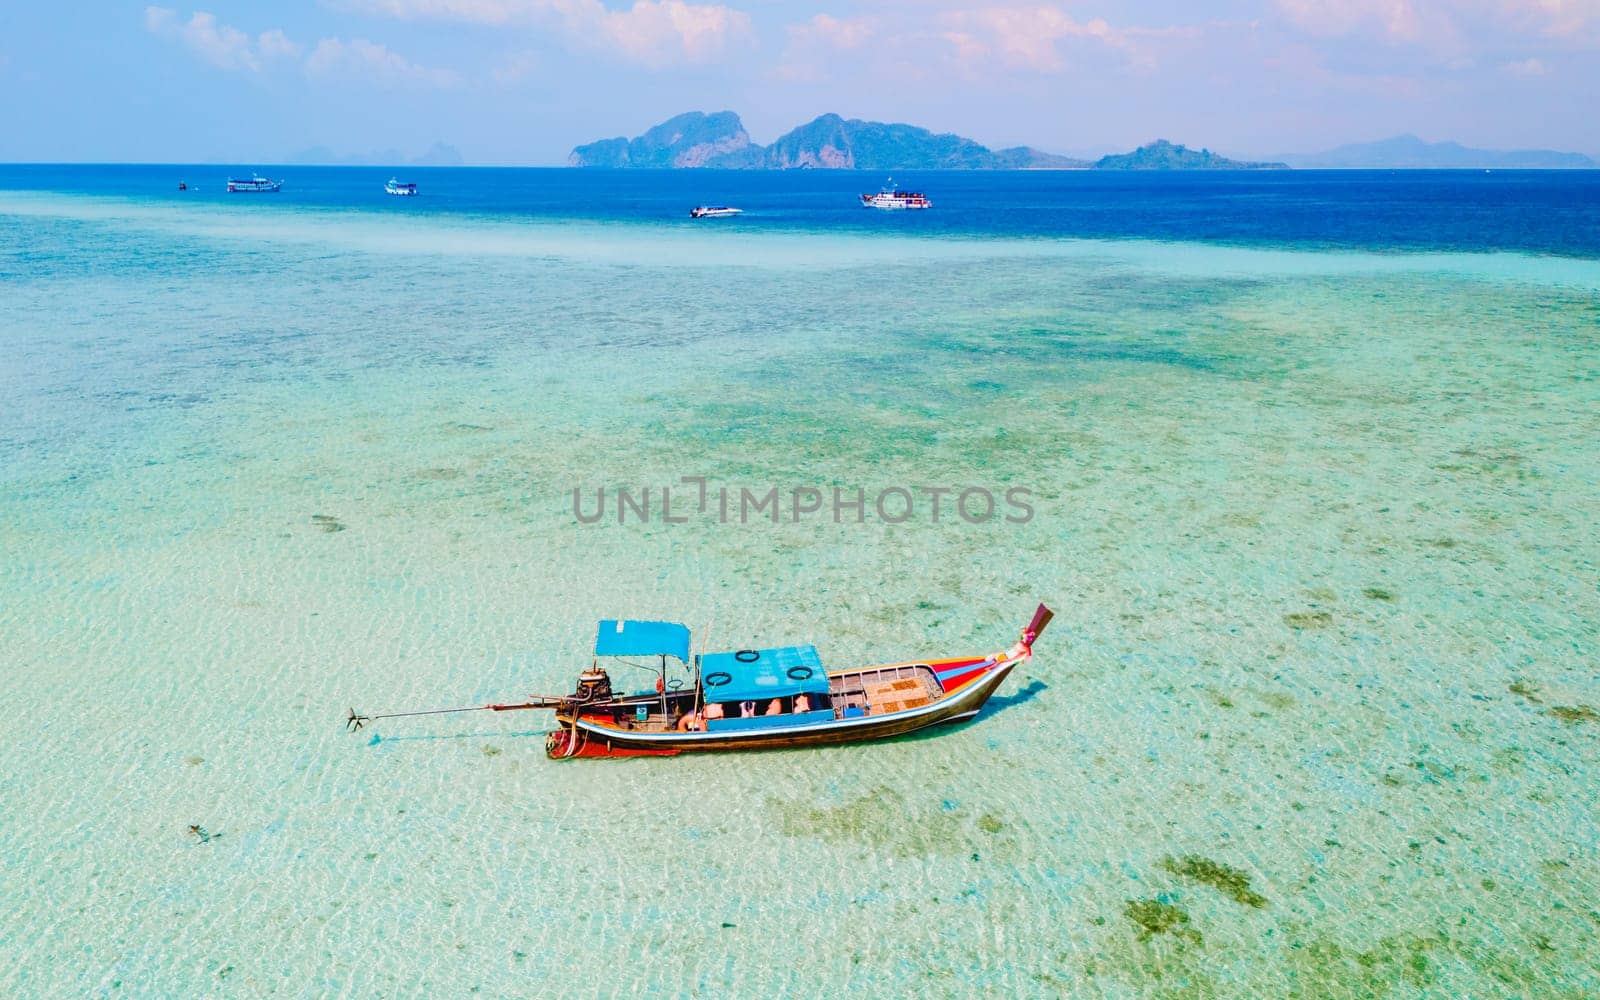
[[5, 161, 1600, 171]]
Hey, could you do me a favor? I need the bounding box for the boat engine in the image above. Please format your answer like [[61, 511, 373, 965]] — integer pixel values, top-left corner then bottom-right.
[[575, 666, 613, 703]]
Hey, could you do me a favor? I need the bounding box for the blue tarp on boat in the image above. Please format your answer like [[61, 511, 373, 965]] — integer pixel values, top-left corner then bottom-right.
[[699, 645, 830, 704], [594, 620, 691, 663]]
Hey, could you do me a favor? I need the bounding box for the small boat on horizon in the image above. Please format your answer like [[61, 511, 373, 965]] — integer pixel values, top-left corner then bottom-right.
[[348, 603, 1052, 758], [861, 178, 931, 210], [385, 178, 418, 197], [227, 174, 282, 193], [690, 205, 742, 218]]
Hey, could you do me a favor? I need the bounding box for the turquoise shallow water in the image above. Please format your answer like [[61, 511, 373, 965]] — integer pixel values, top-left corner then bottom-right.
[[2, 187, 1599, 997]]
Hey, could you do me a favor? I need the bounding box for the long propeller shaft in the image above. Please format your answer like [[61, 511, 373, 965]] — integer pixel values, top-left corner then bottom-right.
[[346, 697, 564, 732]]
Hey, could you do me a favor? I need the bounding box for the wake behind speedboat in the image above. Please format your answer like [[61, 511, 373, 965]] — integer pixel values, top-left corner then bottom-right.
[[861, 178, 930, 210], [385, 178, 418, 197], [227, 174, 282, 193], [691, 205, 742, 218], [348, 604, 1052, 758]]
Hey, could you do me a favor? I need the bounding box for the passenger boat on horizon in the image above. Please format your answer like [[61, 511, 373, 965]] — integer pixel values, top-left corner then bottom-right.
[[385, 178, 418, 196], [861, 178, 931, 210], [690, 205, 742, 218], [348, 603, 1052, 758], [227, 174, 282, 193]]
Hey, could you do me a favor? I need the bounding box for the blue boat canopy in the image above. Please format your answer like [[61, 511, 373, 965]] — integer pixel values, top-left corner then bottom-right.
[[594, 620, 691, 663], [699, 645, 830, 703]]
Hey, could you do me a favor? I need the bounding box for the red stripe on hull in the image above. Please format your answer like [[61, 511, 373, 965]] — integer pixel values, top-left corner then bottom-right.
[[931, 657, 989, 688], [547, 727, 683, 758], [573, 742, 681, 758], [936, 664, 992, 692]]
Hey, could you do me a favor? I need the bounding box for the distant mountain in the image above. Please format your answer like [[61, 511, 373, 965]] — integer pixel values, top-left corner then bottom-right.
[[567, 111, 762, 168], [992, 146, 1088, 169], [567, 111, 1088, 170], [760, 113, 1085, 170], [1282, 135, 1596, 169], [1094, 140, 1287, 170], [411, 142, 464, 167], [567, 114, 1315, 171], [285, 142, 463, 167], [764, 113, 981, 169]]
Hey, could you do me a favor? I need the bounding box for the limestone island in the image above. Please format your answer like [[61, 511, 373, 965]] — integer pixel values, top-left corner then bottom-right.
[[568, 112, 1288, 171]]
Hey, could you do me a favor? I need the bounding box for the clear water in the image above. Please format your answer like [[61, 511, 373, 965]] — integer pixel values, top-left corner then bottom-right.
[[2, 169, 1598, 997]]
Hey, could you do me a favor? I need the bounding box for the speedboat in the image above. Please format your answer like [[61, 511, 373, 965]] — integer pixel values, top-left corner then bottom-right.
[[860, 178, 930, 210], [348, 604, 1052, 758], [385, 178, 418, 196], [227, 174, 282, 193], [690, 205, 742, 218]]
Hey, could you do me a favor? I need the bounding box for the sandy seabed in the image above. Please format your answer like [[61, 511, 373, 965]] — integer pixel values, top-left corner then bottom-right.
[[2, 193, 1597, 997]]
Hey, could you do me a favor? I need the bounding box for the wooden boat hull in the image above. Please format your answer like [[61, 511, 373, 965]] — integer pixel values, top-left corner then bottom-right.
[[547, 655, 1019, 758]]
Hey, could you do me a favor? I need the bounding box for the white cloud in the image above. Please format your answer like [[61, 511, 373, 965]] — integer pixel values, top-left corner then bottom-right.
[[257, 29, 303, 61], [1272, 0, 1600, 50], [772, 4, 1178, 82], [936, 6, 1139, 73], [492, 50, 540, 83], [773, 12, 873, 80], [586, 0, 749, 64], [342, 0, 751, 65], [344, 0, 526, 23], [1273, 0, 1431, 42], [1502, 55, 1547, 73], [144, 5, 174, 30], [146, 8, 453, 86], [793, 13, 872, 50], [306, 37, 461, 86], [1489, 0, 1600, 36], [144, 6, 299, 71]]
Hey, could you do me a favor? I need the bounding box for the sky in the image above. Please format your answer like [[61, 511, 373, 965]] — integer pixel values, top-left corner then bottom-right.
[[0, 1, 1596, 163]]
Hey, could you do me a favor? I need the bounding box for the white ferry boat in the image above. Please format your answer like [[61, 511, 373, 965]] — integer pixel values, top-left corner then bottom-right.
[[227, 174, 282, 193], [860, 179, 930, 210], [385, 178, 418, 197], [690, 205, 742, 218]]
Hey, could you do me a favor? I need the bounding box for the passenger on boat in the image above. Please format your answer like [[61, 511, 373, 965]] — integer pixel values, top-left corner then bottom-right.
[[794, 693, 811, 713], [764, 698, 783, 716], [740, 701, 756, 718], [704, 702, 725, 720]]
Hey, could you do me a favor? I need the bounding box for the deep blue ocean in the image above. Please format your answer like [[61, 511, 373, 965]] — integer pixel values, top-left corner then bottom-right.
[[3, 163, 1597, 257]]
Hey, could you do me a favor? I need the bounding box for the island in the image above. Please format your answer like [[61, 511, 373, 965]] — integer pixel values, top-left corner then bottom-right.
[[569, 111, 1097, 170], [569, 114, 1600, 171], [759, 113, 1085, 170], [1091, 139, 1287, 170], [1279, 134, 1597, 169], [566, 111, 764, 169]]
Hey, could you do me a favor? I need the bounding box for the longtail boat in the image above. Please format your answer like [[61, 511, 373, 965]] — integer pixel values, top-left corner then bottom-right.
[[347, 603, 1051, 758]]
